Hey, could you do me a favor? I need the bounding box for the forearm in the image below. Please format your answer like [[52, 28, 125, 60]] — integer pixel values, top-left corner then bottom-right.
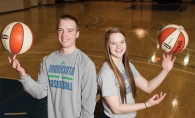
[[147, 70, 169, 93], [19, 74, 47, 99], [106, 93, 166, 114], [112, 103, 147, 114]]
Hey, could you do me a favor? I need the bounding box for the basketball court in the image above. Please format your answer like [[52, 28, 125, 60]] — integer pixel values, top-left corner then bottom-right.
[[0, 1, 195, 118]]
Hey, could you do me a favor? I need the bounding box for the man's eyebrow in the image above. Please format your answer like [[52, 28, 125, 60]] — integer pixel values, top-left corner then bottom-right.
[[67, 28, 74, 30]]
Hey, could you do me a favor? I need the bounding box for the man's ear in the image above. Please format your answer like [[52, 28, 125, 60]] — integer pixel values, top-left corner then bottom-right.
[[76, 31, 80, 38]]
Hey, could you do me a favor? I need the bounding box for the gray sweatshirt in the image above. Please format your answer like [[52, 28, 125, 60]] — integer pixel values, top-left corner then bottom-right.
[[19, 49, 97, 118]]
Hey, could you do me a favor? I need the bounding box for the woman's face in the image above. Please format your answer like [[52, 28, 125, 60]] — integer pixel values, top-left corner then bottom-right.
[[108, 33, 126, 60]]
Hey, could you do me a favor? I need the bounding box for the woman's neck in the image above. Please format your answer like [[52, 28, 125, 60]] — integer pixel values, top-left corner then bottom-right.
[[111, 56, 122, 66]]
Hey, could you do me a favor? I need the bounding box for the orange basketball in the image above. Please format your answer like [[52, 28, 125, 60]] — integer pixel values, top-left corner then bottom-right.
[[158, 24, 189, 54], [1, 22, 33, 54]]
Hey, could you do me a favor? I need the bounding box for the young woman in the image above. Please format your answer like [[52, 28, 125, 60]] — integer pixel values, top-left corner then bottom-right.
[[97, 27, 176, 118]]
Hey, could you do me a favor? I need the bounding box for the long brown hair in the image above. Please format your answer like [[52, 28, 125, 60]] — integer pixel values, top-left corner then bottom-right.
[[105, 27, 136, 103]]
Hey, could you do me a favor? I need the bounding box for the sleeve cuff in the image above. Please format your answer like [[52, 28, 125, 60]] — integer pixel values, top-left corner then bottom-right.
[[18, 74, 28, 83]]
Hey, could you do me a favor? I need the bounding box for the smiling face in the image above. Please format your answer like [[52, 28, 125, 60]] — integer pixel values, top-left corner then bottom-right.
[[108, 33, 126, 61], [57, 19, 79, 50]]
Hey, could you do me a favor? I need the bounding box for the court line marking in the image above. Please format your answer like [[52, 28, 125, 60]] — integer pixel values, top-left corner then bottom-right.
[[88, 54, 195, 75], [82, 14, 98, 31], [95, 66, 100, 69], [1, 54, 194, 75], [84, 14, 107, 31], [4, 112, 27, 115], [88, 15, 107, 29]]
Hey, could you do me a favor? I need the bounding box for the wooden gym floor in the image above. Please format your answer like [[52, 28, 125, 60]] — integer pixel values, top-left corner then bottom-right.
[[0, 1, 195, 118]]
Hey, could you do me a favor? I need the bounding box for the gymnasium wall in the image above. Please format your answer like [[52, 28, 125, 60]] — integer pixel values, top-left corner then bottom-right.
[[0, 0, 55, 14], [0, 0, 193, 14], [43, 0, 55, 4], [154, 0, 192, 2], [0, 0, 36, 13], [0, 0, 26, 13], [182, 0, 191, 2]]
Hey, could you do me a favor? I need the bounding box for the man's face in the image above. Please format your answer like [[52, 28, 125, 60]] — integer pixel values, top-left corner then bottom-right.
[[57, 19, 79, 49]]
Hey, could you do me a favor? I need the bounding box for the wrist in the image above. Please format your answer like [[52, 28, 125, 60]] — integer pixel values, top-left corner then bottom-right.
[[20, 74, 27, 79], [162, 69, 169, 74], [144, 102, 148, 109]]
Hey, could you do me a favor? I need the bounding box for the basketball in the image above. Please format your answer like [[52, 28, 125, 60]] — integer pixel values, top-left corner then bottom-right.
[[158, 24, 189, 54], [1, 22, 33, 54]]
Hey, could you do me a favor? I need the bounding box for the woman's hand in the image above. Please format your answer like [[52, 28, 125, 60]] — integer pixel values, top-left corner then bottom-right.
[[145, 92, 166, 108], [162, 53, 176, 72]]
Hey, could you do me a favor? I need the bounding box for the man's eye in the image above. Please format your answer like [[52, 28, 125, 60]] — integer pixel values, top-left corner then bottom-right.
[[58, 29, 63, 32]]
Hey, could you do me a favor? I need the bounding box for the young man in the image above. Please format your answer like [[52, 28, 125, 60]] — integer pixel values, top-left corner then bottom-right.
[[8, 15, 97, 118]]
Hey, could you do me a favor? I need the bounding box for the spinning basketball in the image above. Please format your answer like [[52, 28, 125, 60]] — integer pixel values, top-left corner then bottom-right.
[[1, 22, 33, 54], [158, 24, 188, 54]]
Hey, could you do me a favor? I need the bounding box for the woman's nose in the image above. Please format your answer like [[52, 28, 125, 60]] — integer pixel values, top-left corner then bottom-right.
[[116, 44, 121, 48]]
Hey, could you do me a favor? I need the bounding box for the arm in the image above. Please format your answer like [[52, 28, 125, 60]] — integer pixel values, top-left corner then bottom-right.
[[98, 63, 166, 115], [80, 61, 97, 118], [8, 54, 48, 99], [104, 92, 166, 114], [135, 53, 176, 93]]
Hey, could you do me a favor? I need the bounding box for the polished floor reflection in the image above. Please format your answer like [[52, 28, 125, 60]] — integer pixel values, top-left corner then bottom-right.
[[0, 1, 195, 118]]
